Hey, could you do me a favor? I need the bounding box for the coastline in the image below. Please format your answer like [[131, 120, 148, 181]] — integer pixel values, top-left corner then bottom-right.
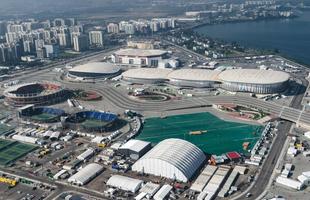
[[190, 15, 298, 30], [193, 12, 310, 67]]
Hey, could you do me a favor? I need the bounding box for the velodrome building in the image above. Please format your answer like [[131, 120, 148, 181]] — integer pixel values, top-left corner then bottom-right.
[[68, 62, 121, 79], [121, 68, 290, 94]]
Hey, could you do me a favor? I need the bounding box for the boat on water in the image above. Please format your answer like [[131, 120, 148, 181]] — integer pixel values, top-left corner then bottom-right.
[[189, 130, 208, 135]]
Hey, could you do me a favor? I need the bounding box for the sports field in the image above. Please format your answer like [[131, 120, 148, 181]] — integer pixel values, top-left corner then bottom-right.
[[0, 124, 15, 136], [137, 112, 262, 155], [81, 119, 110, 129], [30, 113, 57, 122], [0, 139, 37, 166]]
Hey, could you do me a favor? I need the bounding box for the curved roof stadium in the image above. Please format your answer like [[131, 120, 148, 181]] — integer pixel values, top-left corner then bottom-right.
[[122, 68, 172, 84], [168, 69, 221, 87], [218, 69, 290, 84], [168, 69, 220, 81], [114, 49, 167, 57], [132, 138, 206, 182], [121, 68, 290, 93], [68, 62, 121, 78]]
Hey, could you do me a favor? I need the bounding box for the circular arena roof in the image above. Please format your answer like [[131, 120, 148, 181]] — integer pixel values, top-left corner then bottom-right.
[[69, 62, 120, 75], [168, 69, 221, 82], [114, 48, 167, 57], [122, 68, 172, 81], [218, 69, 290, 84], [132, 138, 206, 182]]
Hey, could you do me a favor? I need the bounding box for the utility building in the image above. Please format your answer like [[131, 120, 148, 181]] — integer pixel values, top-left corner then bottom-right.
[[118, 139, 151, 160]]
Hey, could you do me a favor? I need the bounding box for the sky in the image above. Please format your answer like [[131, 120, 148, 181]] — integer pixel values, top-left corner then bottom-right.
[[0, 0, 185, 19], [0, 0, 129, 16]]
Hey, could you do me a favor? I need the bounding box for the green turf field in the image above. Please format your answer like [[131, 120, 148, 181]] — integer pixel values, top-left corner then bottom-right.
[[0, 124, 15, 136], [137, 112, 263, 155], [82, 119, 110, 129], [0, 139, 37, 166], [0, 139, 15, 150], [30, 113, 57, 121]]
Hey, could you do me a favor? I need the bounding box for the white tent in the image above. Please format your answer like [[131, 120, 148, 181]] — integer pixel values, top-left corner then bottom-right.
[[107, 175, 143, 193], [132, 138, 206, 182], [68, 163, 103, 185], [276, 176, 304, 190], [305, 131, 310, 139]]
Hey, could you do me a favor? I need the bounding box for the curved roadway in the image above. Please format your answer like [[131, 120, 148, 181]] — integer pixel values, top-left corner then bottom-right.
[[66, 82, 310, 128]]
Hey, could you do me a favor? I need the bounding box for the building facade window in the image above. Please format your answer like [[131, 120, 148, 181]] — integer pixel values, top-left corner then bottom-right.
[[141, 58, 146, 65], [150, 60, 158, 67]]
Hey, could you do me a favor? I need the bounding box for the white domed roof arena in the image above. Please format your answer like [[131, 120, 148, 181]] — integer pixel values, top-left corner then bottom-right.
[[167, 69, 221, 88], [68, 62, 121, 79], [122, 68, 172, 84], [219, 69, 290, 94], [218, 69, 290, 84], [121, 68, 290, 94], [132, 138, 206, 182]]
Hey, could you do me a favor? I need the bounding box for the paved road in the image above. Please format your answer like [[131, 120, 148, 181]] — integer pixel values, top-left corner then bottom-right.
[[56, 79, 310, 200], [0, 167, 106, 200], [237, 78, 308, 200], [162, 39, 208, 61], [240, 121, 292, 200], [1, 45, 309, 199], [53, 76, 310, 129], [62, 77, 310, 123], [0, 46, 122, 85]]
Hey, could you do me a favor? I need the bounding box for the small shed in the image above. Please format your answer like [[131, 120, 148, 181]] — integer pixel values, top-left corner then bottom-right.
[[226, 152, 241, 162]]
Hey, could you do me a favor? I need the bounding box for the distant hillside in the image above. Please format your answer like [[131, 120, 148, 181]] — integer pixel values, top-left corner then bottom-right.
[[0, 0, 190, 20], [0, 0, 184, 19]]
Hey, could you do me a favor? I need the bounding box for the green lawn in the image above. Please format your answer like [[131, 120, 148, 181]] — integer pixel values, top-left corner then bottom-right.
[[0, 124, 15, 136], [137, 112, 262, 155], [30, 113, 57, 121], [81, 119, 110, 129]]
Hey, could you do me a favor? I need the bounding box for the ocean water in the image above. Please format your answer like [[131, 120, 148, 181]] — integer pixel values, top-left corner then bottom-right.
[[195, 11, 310, 66]]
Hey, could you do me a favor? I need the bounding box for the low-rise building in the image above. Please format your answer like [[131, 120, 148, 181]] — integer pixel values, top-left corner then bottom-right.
[[107, 175, 143, 193], [118, 139, 151, 160], [68, 163, 103, 185]]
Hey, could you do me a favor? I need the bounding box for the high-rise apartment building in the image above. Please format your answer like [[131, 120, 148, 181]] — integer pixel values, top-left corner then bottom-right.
[[89, 31, 104, 47], [73, 34, 89, 52]]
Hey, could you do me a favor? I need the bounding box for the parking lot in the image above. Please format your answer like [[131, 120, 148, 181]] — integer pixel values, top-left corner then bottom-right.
[[0, 182, 48, 200]]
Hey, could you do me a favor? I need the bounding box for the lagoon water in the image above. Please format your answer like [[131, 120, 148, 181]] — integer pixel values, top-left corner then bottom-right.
[[195, 11, 310, 66]]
